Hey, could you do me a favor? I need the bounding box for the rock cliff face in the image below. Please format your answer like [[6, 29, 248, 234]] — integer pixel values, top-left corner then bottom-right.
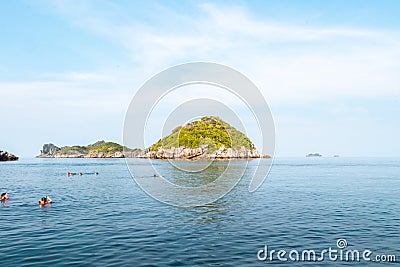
[[0, 150, 19, 161], [53, 150, 85, 158], [52, 152, 125, 158], [137, 145, 265, 159], [84, 151, 124, 158], [38, 143, 61, 158]]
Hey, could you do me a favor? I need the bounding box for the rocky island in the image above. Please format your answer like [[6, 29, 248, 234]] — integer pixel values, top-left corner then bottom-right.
[[0, 150, 19, 161], [306, 153, 322, 157], [136, 116, 270, 159], [38, 116, 270, 160], [37, 141, 141, 158]]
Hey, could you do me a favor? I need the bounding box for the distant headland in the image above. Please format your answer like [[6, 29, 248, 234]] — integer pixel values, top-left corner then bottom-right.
[[0, 150, 19, 161], [37, 141, 141, 158], [38, 116, 271, 159], [306, 153, 322, 157]]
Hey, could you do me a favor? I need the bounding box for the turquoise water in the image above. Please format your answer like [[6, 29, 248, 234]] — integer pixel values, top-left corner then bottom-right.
[[0, 158, 399, 266]]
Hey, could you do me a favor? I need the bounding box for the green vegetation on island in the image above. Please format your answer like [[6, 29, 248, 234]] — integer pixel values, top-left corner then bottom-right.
[[38, 141, 139, 158], [38, 116, 268, 159], [139, 116, 267, 159], [150, 116, 255, 152], [59, 145, 89, 155], [59, 141, 125, 155]]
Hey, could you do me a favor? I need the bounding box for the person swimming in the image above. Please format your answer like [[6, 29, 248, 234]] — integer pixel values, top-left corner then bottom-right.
[[1, 192, 9, 201], [68, 171, 98, 176], [39, 195, 52, 205]]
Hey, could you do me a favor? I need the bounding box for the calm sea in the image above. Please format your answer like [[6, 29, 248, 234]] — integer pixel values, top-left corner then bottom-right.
[[0, 158, 399, 266]]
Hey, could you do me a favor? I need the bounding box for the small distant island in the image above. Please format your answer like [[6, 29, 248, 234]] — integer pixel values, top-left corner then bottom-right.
[[306, 153, 322, 157], [38, 116, 270, 159], [0, 150, 19, 161]]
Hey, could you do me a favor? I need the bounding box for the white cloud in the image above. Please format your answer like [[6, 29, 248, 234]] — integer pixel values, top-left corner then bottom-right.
[[36, 1, 400, 103], [198, 3, 377, 41], [2, 2, 399, 122]]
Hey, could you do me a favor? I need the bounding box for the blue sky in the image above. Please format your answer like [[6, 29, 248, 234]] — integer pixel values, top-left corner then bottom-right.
[[1, 0, 399, 157]]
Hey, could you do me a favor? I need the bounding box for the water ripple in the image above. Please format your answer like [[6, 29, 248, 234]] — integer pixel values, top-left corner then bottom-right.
[[0, 158, 399, 266]]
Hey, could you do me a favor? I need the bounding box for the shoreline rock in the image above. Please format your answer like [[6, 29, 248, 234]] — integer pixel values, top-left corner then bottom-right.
[[36, 116, 274, 160], [36, 143, 271, 160], [137, 145, 270, 159], [0, 150, 19, 161]]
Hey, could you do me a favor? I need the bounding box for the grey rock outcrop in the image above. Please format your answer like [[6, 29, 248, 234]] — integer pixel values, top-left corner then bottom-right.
[[123, 149, 143, 158], [84, 151, 125, 158], [54, 150, 85, 158], [137, 145, 267, 159], [38, 143, 61, 158]]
